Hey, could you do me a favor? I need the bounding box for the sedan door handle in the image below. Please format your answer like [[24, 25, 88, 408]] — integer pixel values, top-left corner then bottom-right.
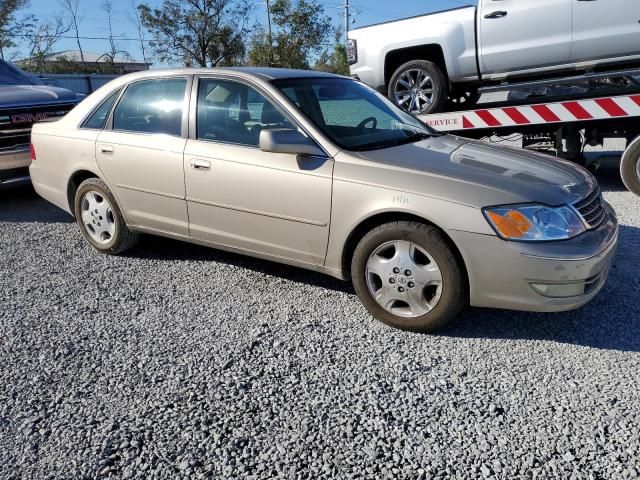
[[190, 158, 211, 170], [484, 10, 508, 18], [99, 144, 114, 154]]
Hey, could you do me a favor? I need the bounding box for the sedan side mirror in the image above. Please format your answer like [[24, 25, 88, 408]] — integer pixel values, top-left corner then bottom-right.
[[259, 129, 325, 157]]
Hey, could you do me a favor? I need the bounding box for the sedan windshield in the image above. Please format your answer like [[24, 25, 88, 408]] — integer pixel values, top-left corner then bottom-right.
[[272, 77, 439, 151]]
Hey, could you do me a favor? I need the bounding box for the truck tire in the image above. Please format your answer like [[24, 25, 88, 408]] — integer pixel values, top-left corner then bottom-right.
[[388, 60, 448, 115], [621, 137, 640, 196]]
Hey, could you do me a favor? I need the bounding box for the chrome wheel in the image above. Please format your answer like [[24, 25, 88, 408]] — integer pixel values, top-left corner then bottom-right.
[[393, 69, 434, 114], [365, 240, 443, 318], [80, 191, 116, 244]]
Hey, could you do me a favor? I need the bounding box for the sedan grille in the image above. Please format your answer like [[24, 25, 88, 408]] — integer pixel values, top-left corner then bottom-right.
[[573, 186, 606, 229]]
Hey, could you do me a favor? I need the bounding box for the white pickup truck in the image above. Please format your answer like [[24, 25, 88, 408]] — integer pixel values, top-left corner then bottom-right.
[[347, 0, 640, 114]]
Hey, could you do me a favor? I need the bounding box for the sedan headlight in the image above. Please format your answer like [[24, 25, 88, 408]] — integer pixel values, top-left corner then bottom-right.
[[483, 204, 585, 241]]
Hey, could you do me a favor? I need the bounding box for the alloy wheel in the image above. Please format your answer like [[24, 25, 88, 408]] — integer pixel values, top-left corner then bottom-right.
[[80, 191, 116, 244], [365, 240, 443, 318], [393, 68, 434, 114]]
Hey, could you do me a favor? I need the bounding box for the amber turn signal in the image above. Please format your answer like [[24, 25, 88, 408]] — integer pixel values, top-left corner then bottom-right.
[[486, 210, 533, 239]]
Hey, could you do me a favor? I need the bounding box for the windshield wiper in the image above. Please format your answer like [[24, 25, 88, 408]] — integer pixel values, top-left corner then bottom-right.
[[351, 132, 433, 151], [387, 131, 434, 147]]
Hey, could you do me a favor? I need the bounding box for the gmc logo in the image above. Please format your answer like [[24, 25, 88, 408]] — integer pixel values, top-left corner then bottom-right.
[[11, 112, 49, 124]]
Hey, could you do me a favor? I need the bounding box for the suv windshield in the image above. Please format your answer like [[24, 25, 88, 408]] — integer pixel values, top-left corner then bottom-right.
[[0, 60, 42, 86], [273, 77, 439, 151]]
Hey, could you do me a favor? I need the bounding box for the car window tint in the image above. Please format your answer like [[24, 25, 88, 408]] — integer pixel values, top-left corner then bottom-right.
[[196, 79, 294, 147], [113, 78, 187, 136], [278, 86, 302, 108], [82, 89, 120, 130], [274, 78, 436, 151], [314, 85, 394, 129]]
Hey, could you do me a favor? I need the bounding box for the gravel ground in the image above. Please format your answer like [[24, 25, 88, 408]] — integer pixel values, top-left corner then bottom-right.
[[1, 160, 639, 479]]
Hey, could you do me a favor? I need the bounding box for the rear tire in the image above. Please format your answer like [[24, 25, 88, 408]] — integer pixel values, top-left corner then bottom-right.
[[388, 60, 448, 115], [74, 178, 139, 254], [621, 138, 640, 196], [351, 221, 466, 332]]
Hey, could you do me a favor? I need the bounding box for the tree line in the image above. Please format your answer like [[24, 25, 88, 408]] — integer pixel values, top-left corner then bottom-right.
[[0, 0, 349, 75]]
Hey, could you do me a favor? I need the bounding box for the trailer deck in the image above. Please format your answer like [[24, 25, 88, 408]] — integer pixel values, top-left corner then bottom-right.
[[420, 93, 640, 133]]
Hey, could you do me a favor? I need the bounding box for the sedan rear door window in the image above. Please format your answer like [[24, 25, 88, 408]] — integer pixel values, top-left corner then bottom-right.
[[112, 78, 187, 136]]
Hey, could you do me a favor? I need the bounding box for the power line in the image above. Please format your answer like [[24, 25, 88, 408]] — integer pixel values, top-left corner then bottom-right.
[[348, 3, 406, 16], [18, 13, 133, 25], [12, 32, 336, 47], [12, 34, 152, 42]]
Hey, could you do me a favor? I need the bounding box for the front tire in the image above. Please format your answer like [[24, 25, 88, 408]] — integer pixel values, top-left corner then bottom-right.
[[388, 60, 448, 115], [351, 221, 466, 332], [621, 138, 640, 196], [74, 178, 139, 254]]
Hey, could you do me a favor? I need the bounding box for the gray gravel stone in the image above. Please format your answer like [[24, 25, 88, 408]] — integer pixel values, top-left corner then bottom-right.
[[1, 161, 639, 479]]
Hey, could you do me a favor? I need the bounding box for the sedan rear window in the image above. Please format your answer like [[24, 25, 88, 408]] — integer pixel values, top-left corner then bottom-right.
[[82, 89, 120, 130]]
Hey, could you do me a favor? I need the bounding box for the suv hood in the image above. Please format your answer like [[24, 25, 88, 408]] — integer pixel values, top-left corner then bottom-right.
[[355, 134, 596, 206], [0, 85, 80, 108]]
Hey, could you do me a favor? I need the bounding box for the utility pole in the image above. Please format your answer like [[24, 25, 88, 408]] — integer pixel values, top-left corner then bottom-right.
[[265, 0, 273, 66], [343, 0, 351, 41]]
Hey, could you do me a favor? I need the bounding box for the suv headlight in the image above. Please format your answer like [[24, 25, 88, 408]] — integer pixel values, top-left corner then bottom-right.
[[483, 204, 585, 241], [346, 39, 357, 65]]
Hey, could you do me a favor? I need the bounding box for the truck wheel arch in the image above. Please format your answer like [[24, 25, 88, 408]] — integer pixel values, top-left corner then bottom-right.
[[384, 44, 448, 88]]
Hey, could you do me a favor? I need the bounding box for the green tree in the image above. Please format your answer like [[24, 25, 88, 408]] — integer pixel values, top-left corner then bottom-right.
[[138, 0, 253, 67], [247, 0, 332, 70], [0, 0, 31, 61], [314, 29, 349, 76]]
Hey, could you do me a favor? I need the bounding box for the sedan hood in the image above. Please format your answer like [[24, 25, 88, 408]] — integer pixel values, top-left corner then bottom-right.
[[0, 85, 80, 108], [356, 135, 596, 206]]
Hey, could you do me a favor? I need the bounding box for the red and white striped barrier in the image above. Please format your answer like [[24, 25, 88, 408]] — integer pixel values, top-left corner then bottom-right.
[[419, 94, 640, 132]]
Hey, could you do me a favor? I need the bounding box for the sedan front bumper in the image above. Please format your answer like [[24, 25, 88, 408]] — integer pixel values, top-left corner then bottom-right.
[[450, 204, 618, 312]]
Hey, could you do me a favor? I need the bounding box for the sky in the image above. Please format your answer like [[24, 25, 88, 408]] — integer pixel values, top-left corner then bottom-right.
[[15, 0, 476, 65]]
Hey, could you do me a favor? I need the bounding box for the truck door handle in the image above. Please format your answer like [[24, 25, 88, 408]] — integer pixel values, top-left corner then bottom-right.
[[190, 158, 211, 170], [485, 10, 507, 18], [99, 145, 114, 154]]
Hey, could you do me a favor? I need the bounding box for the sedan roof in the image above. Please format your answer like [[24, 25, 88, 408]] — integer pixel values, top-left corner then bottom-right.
[[121, 67, 345, 83], [224, 67, 344, 80]]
